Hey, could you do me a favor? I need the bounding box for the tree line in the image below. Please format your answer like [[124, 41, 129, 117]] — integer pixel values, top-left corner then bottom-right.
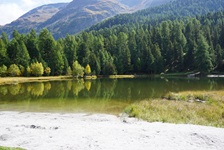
[[0, 11, 224, 77]]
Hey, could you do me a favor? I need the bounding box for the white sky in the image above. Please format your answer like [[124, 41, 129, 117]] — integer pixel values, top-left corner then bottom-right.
[[0, 0, 72, 25]]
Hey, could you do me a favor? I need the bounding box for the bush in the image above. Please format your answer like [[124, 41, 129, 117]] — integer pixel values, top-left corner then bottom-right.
[[72, 61, 84, 77], [30, 62, 44, 77], [0, 65, 7, 77], [8, 64, 21, 77], [45, 67, 51, 76]]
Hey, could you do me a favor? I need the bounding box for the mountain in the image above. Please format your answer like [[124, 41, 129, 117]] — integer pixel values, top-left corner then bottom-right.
[[0, 0, 170, 38], [0, 3, 68, 36], [39, 0, 129, 38]]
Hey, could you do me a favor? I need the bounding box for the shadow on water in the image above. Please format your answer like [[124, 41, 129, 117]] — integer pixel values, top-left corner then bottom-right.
[[0, 77, 224, 114]]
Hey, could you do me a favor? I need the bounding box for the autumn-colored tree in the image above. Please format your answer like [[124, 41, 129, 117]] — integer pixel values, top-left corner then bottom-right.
[[8, 64, 21, 77], [72, 61, 84, 77], [85, 64, 91, 75], [30, 62, 44, 76]]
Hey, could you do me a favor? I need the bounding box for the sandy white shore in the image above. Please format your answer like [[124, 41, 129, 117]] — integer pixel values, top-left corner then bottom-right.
[[0, 111, 224, 150]]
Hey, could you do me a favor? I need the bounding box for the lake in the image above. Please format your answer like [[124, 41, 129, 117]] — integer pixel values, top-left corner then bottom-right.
[[0, 77, 224, 114]]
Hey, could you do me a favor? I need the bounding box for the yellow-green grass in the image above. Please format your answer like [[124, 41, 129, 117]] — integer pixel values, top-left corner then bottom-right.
[[108, 75, 135, 78], [0, 146, 25, 150], [108, 75, 152, 78], [0, 76, 73, 85], [124, 91, 224, 127], [84, 75, 97, 79]]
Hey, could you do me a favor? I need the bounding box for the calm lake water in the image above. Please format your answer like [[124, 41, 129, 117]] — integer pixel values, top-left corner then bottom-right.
[[0, 77, 224, 114]]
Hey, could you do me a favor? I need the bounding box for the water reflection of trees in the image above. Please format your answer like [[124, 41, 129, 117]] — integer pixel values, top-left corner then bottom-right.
[[0, 86, 8, 95], [0, 78, 224, 102], [30, 83, 45, 96], [72, 80, 85, 96], [8, 84, 22, 95]]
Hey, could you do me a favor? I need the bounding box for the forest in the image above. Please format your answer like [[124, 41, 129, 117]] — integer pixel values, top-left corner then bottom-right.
[[0, 11, 224, 76]]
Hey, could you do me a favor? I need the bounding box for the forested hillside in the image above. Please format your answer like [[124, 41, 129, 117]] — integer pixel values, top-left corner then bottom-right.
[[0, 11, 224, 76], [0, 0, 170, 39], [89, 0, 224, 31]]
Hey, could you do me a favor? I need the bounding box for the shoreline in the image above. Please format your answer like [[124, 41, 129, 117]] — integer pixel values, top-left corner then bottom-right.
[[1, 74, 224, 85], [0, 111, 224, 150], [0, 76, 73, 85]]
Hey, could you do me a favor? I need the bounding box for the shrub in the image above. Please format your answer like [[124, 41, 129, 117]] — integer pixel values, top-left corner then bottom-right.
[[0, 65, 7, 77], [45, 67, 51, 76], [30, 62, 44, 77], [72, 61, 84, 77], [8, 64, 21, 77]]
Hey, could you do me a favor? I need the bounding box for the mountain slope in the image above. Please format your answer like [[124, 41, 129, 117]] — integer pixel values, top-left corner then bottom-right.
[[89, 0, 224, 31], [42, 0, 171, 38], [0, 0, 170, 38], [39, 0, 129, 38], [0, 3, 68, 36]]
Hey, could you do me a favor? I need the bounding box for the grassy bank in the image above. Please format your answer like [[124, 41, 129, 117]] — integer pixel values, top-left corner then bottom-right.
[[0, 76, 73, 85], [124, 91, 224, 127], [0, 146, 25, 150]]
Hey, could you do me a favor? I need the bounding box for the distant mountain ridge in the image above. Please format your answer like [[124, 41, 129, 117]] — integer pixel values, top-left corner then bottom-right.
[[0, 0, 170, 38]]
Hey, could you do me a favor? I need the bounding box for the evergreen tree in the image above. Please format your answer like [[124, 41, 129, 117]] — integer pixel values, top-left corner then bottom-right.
[[0, 39, 8, 65], [151, 44, 163, 73], [195, 34, 213, 73], [25, 29, 41, 62], [63, 35, 78, 67], [38, 28, 56, 67], [1, 32, 9, 45], [38, 28, 62, 75], [52, 42, 65, 75], [116, 32, 131, 74], [215, 44, 223, 70], [15, 39, 30, 68]]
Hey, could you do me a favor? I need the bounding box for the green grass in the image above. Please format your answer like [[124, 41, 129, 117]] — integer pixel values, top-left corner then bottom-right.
[[0, 146, 25, 150], [124, 91, 224, 127]]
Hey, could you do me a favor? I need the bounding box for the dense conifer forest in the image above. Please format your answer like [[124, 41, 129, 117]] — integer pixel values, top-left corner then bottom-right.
[[0, 10, 224, 76]]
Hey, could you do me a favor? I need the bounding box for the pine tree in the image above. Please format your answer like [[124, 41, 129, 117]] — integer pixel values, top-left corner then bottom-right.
[[25, 29, 41, 62], [63, 35, 78, 67], [215, 44, 223, 70], [195, 34, 213, 73], [0, 39, 8, 65]]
